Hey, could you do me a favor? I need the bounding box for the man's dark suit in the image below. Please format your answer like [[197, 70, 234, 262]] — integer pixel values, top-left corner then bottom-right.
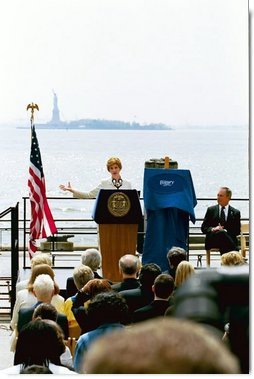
[[201, 204, 241, 254], [119, 287, 154, 317], [111, 278, 140, 292], [132, 299, 170, 323], [17, 303, 69, 339]]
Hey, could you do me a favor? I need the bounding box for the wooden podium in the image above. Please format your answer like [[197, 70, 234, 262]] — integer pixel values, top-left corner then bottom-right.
[[93, 189, 143, 282]]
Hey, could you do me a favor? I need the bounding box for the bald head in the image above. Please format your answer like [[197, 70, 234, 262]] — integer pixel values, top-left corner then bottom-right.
[[119, 254, 141, 277]]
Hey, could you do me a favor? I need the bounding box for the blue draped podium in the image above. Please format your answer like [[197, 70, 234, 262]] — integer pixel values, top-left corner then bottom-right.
[[142, 168, 197, 271]]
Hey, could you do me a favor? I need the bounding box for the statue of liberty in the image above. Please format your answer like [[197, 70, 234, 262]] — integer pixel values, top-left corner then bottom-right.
[[51, 90, 61, 124]]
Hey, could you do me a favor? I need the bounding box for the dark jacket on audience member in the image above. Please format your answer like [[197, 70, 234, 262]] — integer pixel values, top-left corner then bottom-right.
[[119, 287, 154, 316], [71, 291, 93, 334], [132, 299, 172, 323], [111, 278, 140, 293], [17, 303, 69, 339]]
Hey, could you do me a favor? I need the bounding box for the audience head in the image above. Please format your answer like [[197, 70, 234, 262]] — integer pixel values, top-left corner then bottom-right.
[[87, 292, 128, 327], [119, 254, 141, 276], [20, 364, 53, 374], [32, 274, 55, 302], [43, 318, 66, 346], [83, 317, 240, 374], [175, 261, 195, 288], [221, 251, 245, 266], [152, 274, 174, 299], [81, 249, 102, 272], [30, 252, 52, 269], [167, 246, 187, 269], [138, 263, 161, 289], [32, 303, 58, 322], [73, 264, 94, 290], [27, 264, 60, 294], [82, 279, 111, 299], [14, 319, 65, 367]]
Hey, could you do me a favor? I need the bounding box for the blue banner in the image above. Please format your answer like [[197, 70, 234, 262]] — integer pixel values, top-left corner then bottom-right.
[[142, 169, 197, 271]]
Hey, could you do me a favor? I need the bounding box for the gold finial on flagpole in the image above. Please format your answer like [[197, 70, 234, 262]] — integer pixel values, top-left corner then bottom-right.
[[27, 103, 39, 125]]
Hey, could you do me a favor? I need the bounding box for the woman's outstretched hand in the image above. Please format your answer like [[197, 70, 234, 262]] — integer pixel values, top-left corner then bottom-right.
[[59, 181, 73, 192]]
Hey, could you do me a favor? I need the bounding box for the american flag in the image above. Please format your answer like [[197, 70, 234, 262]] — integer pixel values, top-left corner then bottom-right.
[[28, 125, 57, 257]]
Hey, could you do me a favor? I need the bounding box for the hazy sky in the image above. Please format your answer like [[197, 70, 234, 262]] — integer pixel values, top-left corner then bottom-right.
[[0, 0, 249, 126]]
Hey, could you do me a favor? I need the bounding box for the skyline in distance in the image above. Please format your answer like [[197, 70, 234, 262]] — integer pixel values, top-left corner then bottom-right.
[[0, 0, 249, 127]]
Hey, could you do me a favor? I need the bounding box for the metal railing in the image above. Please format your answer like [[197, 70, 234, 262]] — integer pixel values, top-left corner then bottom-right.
[[0, 196, 249, 269], [0, 203, 19, 315]]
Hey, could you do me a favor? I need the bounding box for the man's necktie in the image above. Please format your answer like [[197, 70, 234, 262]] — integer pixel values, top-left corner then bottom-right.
[[220, 206, 226, 226]]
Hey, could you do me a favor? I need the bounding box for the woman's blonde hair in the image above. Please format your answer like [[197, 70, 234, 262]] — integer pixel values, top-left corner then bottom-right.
[[73, 264, 94, 290], [106, 157, 122, 171], [221, 251, 245, 266], [174, 261, 195, 288], [30, 252, 52, 269], [27, 264, 60, 294]]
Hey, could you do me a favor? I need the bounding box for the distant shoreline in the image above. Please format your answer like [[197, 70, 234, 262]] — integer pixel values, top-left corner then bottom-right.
[[17, 119, 172, 131], [14, 124, 247, 130], [17, 125, 172, 130], [1, 123, 247, 130]]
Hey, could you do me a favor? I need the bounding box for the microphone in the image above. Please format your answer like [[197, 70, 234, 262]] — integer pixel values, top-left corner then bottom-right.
[[112, 178, 123, 189]]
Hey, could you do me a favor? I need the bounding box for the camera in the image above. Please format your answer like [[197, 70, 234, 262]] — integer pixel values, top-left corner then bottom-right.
[[173, 265, 249, 373]]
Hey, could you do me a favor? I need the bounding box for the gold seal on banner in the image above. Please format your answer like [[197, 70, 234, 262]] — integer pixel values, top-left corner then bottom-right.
[[107, 192, 131, 217]]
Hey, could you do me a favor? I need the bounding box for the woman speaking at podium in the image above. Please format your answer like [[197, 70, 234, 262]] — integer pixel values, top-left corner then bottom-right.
[[59, 157, 131, 198]]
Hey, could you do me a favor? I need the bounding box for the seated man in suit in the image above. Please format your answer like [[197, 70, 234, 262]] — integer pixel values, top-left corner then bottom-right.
[[111, 254, 141, 292], [119, 263, 161, 318], [132, 273, 174, 323], [17, 274, 69, 339], [201, 187, 241, 255]]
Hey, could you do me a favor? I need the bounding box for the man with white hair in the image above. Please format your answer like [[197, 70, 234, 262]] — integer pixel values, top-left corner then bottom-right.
[[17, 274, 69, 338]]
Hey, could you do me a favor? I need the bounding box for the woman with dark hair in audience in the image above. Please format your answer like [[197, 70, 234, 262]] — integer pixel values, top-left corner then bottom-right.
[[20, 365, 53, 374], [1, 319, 76, 374], [32, 302, 58, 321], [32, 304, 73, 369]]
